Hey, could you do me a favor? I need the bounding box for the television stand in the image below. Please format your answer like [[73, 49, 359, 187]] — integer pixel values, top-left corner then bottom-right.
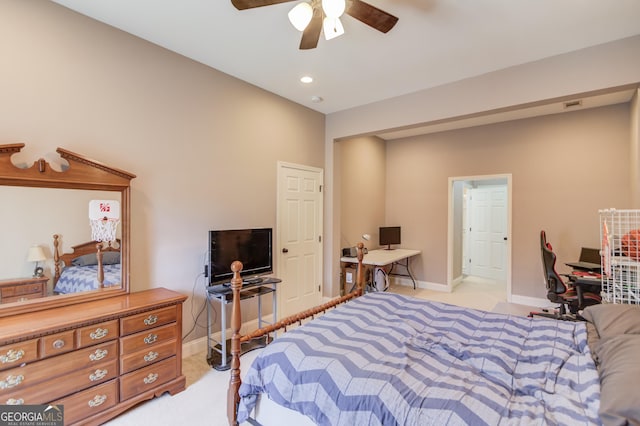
[[205, 277, 281, 370]]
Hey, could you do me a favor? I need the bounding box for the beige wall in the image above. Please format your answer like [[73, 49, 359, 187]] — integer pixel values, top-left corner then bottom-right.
[[338, 136, 386, 250], [0, 1, 325, 342], [632, 89, 640, 207], [384, 104, 630, 299], [339, 104, 630, 300], [325, 36, 640, 298]]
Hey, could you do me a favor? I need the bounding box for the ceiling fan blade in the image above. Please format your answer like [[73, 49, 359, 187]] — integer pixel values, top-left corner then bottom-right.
[[346, 0, 398, 33], [231, 0, 296, 10], [299, 8, 323, 50]]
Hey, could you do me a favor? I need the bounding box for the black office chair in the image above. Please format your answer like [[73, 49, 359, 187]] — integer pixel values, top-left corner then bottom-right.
[[529, 230, 601, 320]]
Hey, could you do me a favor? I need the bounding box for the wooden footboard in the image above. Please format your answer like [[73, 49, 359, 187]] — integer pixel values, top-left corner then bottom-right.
[[227, 242, 366, 426]]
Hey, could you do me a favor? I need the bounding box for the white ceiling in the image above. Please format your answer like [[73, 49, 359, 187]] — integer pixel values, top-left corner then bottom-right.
[[51, 0, 640, 116]]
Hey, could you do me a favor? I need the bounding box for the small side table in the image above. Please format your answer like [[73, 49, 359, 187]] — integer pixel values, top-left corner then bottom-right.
[[0, 276, 49, 304], [205, 277, 280, 370]]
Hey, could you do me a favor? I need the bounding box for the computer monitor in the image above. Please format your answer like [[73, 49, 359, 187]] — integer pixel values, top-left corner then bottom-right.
[[566, 247, 601, 272], [579, 247, 601, 264], [379, 226, 401, 250]]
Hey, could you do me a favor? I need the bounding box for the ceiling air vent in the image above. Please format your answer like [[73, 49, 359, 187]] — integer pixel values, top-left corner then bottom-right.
[[563, 100, 582, 109]]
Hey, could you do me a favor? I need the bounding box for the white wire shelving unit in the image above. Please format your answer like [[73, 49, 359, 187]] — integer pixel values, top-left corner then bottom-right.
[[600, 209, 640, 304]]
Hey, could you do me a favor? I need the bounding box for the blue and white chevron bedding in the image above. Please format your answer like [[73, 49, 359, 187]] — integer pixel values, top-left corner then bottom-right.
[[238, 292, 601, 425], [53, 264, 121, 294]]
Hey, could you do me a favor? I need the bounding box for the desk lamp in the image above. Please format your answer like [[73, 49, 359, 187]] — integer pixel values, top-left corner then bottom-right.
[[27, 245, 46, 277]]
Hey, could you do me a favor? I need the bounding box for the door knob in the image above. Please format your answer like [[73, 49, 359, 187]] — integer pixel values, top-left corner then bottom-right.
[[282, 248, 288, 253]]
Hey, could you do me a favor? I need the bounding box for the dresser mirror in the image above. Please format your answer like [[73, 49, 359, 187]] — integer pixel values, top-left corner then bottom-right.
[[0, 143, 135, 317]]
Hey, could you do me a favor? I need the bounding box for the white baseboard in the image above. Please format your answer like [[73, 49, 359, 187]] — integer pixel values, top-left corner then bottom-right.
[[391, 276, 451, 292]]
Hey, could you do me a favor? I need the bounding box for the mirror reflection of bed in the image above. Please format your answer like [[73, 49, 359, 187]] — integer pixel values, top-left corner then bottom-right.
[[0, 185, 123, 302], [52, 235, 122, 295]]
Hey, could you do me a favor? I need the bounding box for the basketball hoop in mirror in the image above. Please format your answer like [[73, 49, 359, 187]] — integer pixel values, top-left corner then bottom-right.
[[89, 200, 120, 243]]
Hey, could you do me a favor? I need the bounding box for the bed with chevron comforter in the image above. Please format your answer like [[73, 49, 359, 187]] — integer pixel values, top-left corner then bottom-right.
[[237, 292, 601, 425], [53, 264, 121, 294]]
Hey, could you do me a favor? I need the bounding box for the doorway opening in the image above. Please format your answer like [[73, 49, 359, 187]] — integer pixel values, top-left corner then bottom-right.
[[448, 174, 512, 302]]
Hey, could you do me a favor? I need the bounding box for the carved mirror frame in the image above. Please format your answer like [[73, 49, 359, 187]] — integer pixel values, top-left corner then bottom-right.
[[0, 143, 135, 317]]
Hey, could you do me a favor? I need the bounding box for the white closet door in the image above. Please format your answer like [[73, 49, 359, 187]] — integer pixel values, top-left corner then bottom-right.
[[468, 185, 507, 281]]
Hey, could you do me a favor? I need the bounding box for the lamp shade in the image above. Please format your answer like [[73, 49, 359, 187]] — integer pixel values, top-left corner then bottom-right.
[[288, 2, 313, 32], [27, 245, 46, 262], [323, 16, 344, 40]]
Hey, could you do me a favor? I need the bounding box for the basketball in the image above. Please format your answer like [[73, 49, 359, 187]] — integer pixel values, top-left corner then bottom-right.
[[621, 229, 640, 260]]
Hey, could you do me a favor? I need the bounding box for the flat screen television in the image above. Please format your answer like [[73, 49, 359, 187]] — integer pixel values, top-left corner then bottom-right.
[[208, 228, 273, 285], [379, 226, 401, 250]]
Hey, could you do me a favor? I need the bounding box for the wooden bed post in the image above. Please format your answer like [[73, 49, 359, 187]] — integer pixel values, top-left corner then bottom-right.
[[227, 261, 243, 426], [227, 242, 366, 425], [53, 234, 61, 281], [356, 242, 365, 296], [96, 243, 104, 288]]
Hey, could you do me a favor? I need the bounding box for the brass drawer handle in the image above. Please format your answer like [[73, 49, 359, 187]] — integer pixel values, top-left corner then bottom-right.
[[0, 374, 24, 390], [5, 398, 24, 405], [88, 394, 107, 408], [90, 328, 109, 340], [53, 339, 65, 349], [144, 333, 158, 345], [89, 348, 108, 361], [89, 369, 108, 382], [0, 349, 24, 364], [143, 373, 158, 385], [143, 314, 158, 326], [143, 351, 159, 362]]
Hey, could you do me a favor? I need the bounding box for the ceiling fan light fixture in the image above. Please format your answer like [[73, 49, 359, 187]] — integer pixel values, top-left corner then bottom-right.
[[323, 16, 344, 40], [321, 0, 346, 19], [288, 2, 314, 32]]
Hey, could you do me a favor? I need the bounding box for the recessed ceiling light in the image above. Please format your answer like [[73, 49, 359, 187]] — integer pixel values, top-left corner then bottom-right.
[[300, 76, 313, 84]]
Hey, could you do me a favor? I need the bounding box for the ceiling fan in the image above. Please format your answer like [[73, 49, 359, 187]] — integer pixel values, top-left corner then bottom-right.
[[231, 0, 399, 50]]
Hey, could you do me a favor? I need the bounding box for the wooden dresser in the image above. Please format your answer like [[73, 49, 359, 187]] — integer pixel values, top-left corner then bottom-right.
[[0, 287, 187, 425], [0, 276, 48, 303]]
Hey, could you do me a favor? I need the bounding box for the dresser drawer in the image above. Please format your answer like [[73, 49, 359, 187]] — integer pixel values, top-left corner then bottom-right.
[[120, 306, 178, 336], [1, 292, 45, 304], [40, 330, 75, 358], [120, 339, 177, 374], [1, 359, 117, 405], [120, 356, 177, 401], [52, 379, 118, 425], [76, 319, 119, 348], [0, 339, 39, 371], [120, 323, 177, 355], [1, 283, 44, 297], [0, 340, 117, 396]]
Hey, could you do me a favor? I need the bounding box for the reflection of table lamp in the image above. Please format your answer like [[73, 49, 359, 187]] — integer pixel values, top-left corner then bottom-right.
[[27, 245, 46, 277]]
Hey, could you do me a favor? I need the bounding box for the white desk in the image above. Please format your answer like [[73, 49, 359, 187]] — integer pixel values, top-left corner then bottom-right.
[[341, 248, 421, 290]]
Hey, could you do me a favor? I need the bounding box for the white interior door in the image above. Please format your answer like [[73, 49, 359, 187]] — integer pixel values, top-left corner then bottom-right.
[[277, 162, 323, 318], [468, 185, 507, 281]]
